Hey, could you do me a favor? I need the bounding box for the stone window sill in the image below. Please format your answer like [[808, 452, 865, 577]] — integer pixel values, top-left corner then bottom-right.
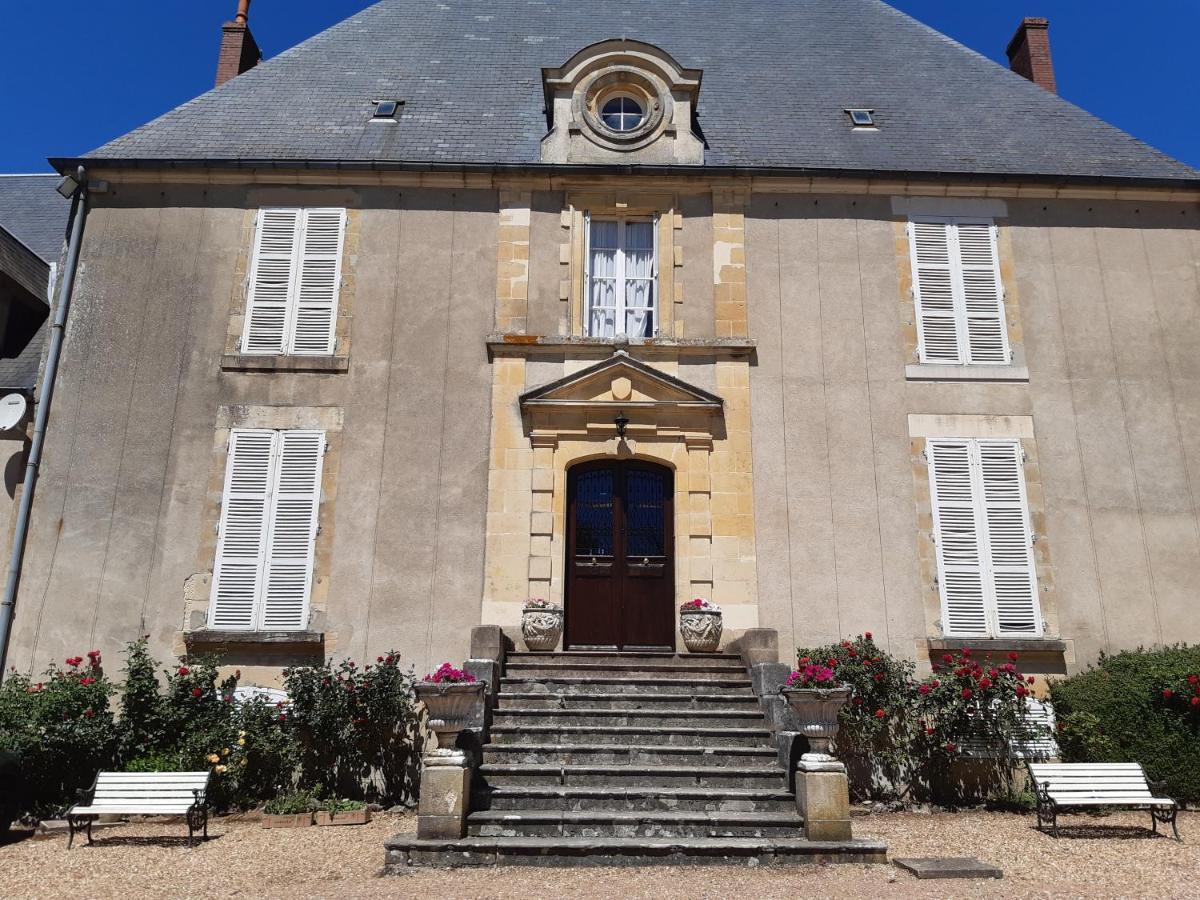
[[487, 333, 756, 357], [183, 629, 324, 650], [926, 637, 1065, 654], [221, 354, 349, 373], [906, 364, 1029, 383]]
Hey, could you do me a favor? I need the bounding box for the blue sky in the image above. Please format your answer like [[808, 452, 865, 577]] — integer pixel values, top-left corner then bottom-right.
[[1, 1, 1196, 173]]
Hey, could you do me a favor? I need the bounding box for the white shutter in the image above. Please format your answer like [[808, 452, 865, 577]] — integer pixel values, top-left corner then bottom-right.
[[260, 430, 324, 629], [242, 210, 301, 354], [289, 209, 344, 355], [910, 220, 961, 364], [957, 222, 1009, 364], [978, 440, 1041, 635], [928, 439, 988, 635], [210, 429, 276, 629]]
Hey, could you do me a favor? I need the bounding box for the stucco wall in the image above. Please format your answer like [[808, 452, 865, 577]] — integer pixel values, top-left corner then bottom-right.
[[747, 193, 1200, 671], [8, 185, 497, 679]]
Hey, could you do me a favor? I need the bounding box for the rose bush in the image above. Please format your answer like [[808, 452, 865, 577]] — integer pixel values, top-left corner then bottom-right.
[[796, 633, 1044, 803]]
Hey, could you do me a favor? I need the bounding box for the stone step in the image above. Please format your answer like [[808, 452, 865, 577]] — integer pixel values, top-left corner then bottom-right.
[[488, 725, 772, 748], [496, 691, 761, 711], [492, 708, 766, 729], [483, 743, 778, 767], [467, 809, 804, 839], [480, 785, 798, 813], [501, 676, 754, 694], [384, 835, 889, 869], [478, 764, 786, 789], [507, 651, 738, 669], [505, 661, 747, 679]]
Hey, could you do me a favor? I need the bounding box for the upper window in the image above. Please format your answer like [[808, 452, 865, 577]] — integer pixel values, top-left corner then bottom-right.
[[908, 217, 1009, 366], [210, 428, 325, 631], [242, 208, 346, 356], [927, 438, 1042, 639], [586, 217, 657, 338], [601, 95, 645, 132]]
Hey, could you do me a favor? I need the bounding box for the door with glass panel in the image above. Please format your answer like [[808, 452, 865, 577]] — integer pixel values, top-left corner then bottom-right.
[[586, 217, 657, 338], [566, 460, 674, 650]]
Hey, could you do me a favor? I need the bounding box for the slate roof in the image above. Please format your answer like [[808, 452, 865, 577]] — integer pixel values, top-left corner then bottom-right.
[[70, 0, 1197, 183], [0, 175, 68, 264], [0, 175, 66, 392]]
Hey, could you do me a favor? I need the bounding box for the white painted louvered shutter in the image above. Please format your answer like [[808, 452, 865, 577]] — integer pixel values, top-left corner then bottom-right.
[[978, 440, 1040, 635], [910, 220, 961, 364], [290, 209, 345, 355], [957, 222, 1008, 364], [910, 218, 1009, 366], [260, 430, 324, 629], [928, 439, 989, 635], [210, 429, 276, 628], [243, 210, 301, 354]]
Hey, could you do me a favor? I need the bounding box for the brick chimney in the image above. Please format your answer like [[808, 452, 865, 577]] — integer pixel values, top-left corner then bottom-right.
[[215, 0, 261, 87], [1006, 17, 1057, 93]]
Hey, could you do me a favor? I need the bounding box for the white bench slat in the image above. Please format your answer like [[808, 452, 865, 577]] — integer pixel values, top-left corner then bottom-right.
[[71, 806, 194, 816], [1043, 796, 1174, 806], [69, 771, 211, 819], [94, 774, 209, 783]]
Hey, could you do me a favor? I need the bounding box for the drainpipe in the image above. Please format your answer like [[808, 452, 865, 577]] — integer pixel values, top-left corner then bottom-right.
[[0, 167, 89, 675]]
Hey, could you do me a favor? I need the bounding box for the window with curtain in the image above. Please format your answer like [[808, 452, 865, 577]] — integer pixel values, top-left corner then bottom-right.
[[587, 217, 657, 338]]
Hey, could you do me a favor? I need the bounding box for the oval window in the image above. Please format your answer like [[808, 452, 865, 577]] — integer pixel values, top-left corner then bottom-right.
[[600, 96, 645, 132]]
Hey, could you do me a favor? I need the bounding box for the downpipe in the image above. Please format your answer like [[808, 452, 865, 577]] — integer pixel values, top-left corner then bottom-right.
[[0, 166, 89, 675]]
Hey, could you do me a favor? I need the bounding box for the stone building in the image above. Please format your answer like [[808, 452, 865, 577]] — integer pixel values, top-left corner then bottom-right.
[[6, 0, 1200, 689]]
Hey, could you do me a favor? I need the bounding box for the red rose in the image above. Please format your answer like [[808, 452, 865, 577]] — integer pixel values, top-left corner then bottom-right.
[[799, 657, 810, 665], [223, 694, 232, 703], [84, 708, 95, 718], [1188, 675, 1199, 686], [1163, 689, 1174, 699], [873, 673, 884, 683], [191, 687, 202, 698], [863, 659, 872, 667], [1016, 685, 1028, 697], [80, 676, 96, 686], [960, 648, 972, 658], [377, 656, 384, 663], [826, 658, 838, 668], [918, 684, 931, 695], [979, 677, 993, 689], [988, 668, 998, 678], [874, 708, 885, 719], [278, 714, 286, 722], [1008, 651, 1019, 661], [1026, 676, 1036, 685], [961, 688, 973, 700], [942, 654, 954, 664], [853, 697, 863, 706], [847, 648, 857, 657], [178, 666, 190, 676], [864, 631, 873, 640], [925, 727, 935, 736], [945, 741, 957, 753], [1191, 697, 1200, 707]]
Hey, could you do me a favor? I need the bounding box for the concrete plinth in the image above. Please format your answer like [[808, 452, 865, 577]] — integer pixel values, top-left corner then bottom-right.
[[417, 760, 470, 840], [795, 760, 852, 842]]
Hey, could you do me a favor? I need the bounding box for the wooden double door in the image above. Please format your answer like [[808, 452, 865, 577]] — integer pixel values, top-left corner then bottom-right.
[[565, 460, 675, 650]]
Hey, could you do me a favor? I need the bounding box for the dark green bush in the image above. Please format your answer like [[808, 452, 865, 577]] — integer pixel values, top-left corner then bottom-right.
[[1050, 644, 1200, 802]]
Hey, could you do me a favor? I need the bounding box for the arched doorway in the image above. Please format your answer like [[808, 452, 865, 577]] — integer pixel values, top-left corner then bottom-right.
[[565, 459, 675, 650]]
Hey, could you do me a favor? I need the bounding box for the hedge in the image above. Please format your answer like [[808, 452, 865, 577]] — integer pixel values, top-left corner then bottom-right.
[[1050, 644, 1200, 803]]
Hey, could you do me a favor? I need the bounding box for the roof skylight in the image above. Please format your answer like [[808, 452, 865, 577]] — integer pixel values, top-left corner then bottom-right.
[[371, 100, 401, 121], [846, 108, 875, 128]]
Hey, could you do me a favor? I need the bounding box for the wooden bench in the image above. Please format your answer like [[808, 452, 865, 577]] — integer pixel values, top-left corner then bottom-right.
[[66, 771, 210, 848], [1028, 762, 1179, 840]]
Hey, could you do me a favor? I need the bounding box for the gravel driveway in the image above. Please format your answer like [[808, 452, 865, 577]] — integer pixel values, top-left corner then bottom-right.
[[1, 808, 1193, 899]]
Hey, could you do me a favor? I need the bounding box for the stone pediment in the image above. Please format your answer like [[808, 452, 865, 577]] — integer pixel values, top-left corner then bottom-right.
[[519, 351, 722, 412]]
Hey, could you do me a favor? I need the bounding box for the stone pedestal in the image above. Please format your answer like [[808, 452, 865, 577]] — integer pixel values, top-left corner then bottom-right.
[[795, 759, 852, 842], [417, 758, 470, 839]]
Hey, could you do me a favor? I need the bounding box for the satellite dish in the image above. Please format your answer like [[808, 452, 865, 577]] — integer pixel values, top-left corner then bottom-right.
[[0, 394, 26, 431]]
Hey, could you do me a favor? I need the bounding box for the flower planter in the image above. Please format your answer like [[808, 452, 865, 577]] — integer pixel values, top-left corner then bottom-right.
[[261, 812, 313, 829], [679, 608, 723, 653], [521, 607, 564, 651], [414, 680, 487, 755], [781, 685, 852, 760], [314, 809, 371, 826]]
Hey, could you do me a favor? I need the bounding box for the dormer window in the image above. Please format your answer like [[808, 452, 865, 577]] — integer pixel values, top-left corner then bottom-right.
[[601, 95, 645, 132]]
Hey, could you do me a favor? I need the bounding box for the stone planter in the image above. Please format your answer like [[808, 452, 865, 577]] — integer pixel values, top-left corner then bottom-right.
[[314, 808, 371, 826], [781, 685, 852, 761], [261, 812, 313, 829], [521, 607, 564, 651], [679, 608, 723, 652], [414, 680, 487, 759]]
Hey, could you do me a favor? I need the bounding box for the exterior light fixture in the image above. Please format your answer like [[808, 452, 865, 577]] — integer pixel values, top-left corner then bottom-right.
[[614, 411, 630, 438]]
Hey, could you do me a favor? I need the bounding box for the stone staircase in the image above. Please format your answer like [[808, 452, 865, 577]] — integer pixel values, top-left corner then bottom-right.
[[385, 651, 886, 868]]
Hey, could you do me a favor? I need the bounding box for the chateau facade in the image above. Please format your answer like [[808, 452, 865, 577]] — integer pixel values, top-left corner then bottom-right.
[[7, 1, 1200, 689]]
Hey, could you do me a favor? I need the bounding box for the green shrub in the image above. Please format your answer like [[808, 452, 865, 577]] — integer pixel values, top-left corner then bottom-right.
[[1050, 644, 1200, 802], [263, 788, 321, 815]]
